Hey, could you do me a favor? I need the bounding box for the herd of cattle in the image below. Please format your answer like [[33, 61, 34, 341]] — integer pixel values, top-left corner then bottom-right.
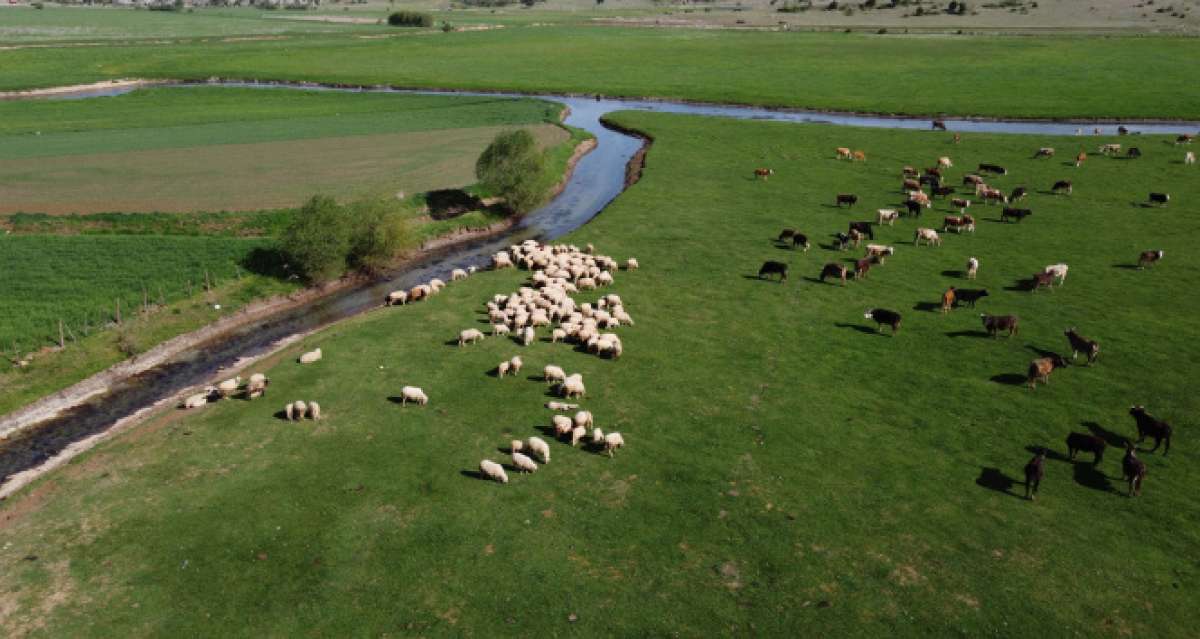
[[754, 131, 1189, 498]]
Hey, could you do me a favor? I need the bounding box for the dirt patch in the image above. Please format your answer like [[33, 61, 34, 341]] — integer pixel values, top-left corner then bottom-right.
[[716, 561, 742, 590], [889, 564, 924, 587], [955, 593, 981, 609]]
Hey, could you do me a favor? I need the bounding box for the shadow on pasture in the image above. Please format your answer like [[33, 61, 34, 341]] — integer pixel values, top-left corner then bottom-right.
[[990, 373, 1027, 386], [1027, 345, 1065, 360], [533, 424, 558, 438], [274, 410, 291, 421], [1003, 278, 1037, 292], [833, 322, 883, 336], [941, 269, 966, 279], [241, 247, 292, 279], [912, 301, 943, 313], [1026, 445, 1069, 463], [1111, 263, 1142, 270], [818, 243, 845, 252], [945, 330, 990, 339], [804, 276, 842, 286], [1084, 421, 1130, 449], [387, 396, 418, 405], [1072, 462, 1116, 493], [525, 375, 545, 383], [975, 467, 1020, 497], [460, 470, 486, 481], [444, 339, 461, 347], [743, 274, 786, 283]]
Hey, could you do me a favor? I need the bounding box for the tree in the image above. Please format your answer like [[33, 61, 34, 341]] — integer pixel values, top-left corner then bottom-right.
[[475, 130, 546, 214], [346, 197, 412, 272], [280, 195, 352, 283]]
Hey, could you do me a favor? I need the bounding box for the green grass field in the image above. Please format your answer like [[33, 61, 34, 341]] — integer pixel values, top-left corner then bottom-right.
[[2, 113, 1195, 636], [3, 27, 1199, 119]]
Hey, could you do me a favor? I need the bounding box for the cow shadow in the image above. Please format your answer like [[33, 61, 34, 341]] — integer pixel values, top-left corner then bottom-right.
[[804, 276, 841, 286], [1027, 345, 1063, 360], [945, 330, 990, 339], [1072, 462, 1116, 493], [975, 467, 1021, 498], [1059, 161, 1077, 168], [1084, 421, 1130, 448], [743, 274, 786, 283], [834, 322, 884, 336], [990, 373, 1027, 386], [1026, 445, 1070, 463], [912, 301, 943, 313], [1004, 278, 1037, 292], [1111, 263, 1141, 270]]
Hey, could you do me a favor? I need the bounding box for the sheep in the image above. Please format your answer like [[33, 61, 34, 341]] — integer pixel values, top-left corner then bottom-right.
[[1187, 151, 1196, 165], [574, 410, 594, 429], [551, 328, 567, 343], [966, 257, 979, 280], [479, 460, 509, 484], [625, 258, 639, 271], [509, 355, 522, 374], [492, 324, 511, 337], [458, 328, 485, 346], [613, 308, 634, 326], [937, 156, 953, 168], [560, 374, 586, 399], [568, 426, 585, 447], [553, 414, 574, 438], [309, 401, 321, 420], [520, 326, 536, 346], [298, 348, 322, 364], [497, 360, 512, 378], [1024, 449, 1046, 500], [592, 427, 605, 446], [510, 439, 524, 454], [546, 401, 578, 412], [399, 386, 428, 405], [603, 432, 625, 457], [284, 402, 295, 420], [544, 365, 566, 384], [409, 284, 431, 302], [291, 400, 308, 421], [216, 376, 242, 399], [451, 268, 468, 281], [429, 278, 446, 293], [492, 252, 514, 269], [527, 436, 551, 463], [1044, 263, 1069, 286], [577, 277, 597, 290], [182, 388, 216, 409], [246, 373, 269, 399], [596, 271, 614, 287], [385, 290, 408, 306], [512, 452, 538, 474]]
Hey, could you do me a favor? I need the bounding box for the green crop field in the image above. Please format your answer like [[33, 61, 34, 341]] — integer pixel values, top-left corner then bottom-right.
[[2, 113, 1196, 636], [2, 27, 1199, 119]]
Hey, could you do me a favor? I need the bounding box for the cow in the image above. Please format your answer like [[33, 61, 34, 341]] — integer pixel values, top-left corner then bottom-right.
[[876, 208, 900, 226], [1031, 271, 1056, 292], [1137, 249, 1164, 269], [834, 232, 852, 251], [924, 166, 943, 178], [1123, 444, 1147, 497], [1074, 150, 1087, 167], [953, 133, 961, 144], [962, 174, 985, 186], [1129, 405, 1172, 455], [1063, 328, 1099, 364], [1033, 147, 1055, 158], [1051, 180, 1073, 195], [1148, 192, 1170, 206], [902, 165, 919, 177], [943, 213, 975, 234], [754, 168, 775, 180], [951, 198, 972, 214], [932, 186, 956, 199], [791, 233, 811, 251], [852, 150, 867, 162], [1044, 263, 1068, 286], [836, 194, 859, 208], [937, 156, 953, 168], [864, 244, 895, 263], [932, 119, 947, 131], [1024, 449, 1046, 500], [904, 200, 924, 217], [1066, 432, 1105, 466], [848, 221, 874, 241], [981, 188, 1007, 205], [1001, 207, 1032, 223], [978, 163, 1007, 175], [854, 257, 872, 280], [914, 227, 941, 247], [1009, 186, 1028, 202], [908, 190, 932, 208], [820, 262, 848, 285], [919, 174, 942, 188], [1098, 143, 1121, 155], [954, 288, 988, 308], [1127, 147, 1142, 158], [1027, 354, 1068, 389], [836, 147, 852, 160], [777, 228, 797, 242], [1177, 133, 1195, 145], [847, 229, 865, 248], [864, 308, 901, 333], [1187, 151, 1196, 165], [757, 260, 788, 282], [903, 178, 922, 192], [981, 314, 1019, 338], [941, 287, 956, 314]]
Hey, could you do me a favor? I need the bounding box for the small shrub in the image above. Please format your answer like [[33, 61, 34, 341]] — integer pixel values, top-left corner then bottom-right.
[[476, 130, 546, 215], [387, 11, 433, 27], [280, 195, 353, 283]]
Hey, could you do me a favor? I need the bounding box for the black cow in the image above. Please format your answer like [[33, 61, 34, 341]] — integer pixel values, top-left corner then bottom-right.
[[777, 228, 796, 242], [836, 194, 859, 208], [954, 288, 989, 308], [978, 163, 1008, 175], [1051, 180, 1072, 195], [834, 232, 852, 251], [1123, 445, 1147, 497], [1066, 432, 1106, 466], [820, 262, 848, 285], [1127, 147, 1142, 158], [791, 233, 810, 251], [932, 119, 947, 131], [1118, 125, 1129, 135], [1129, 405, 1172, 455], [848, 221, 874, 240], [1063, 328, 1099, 364], [932, 186, 956, 198], [1001, 207, 1032, 223], [981, 314, 1018, 338], [904, 200, 924, 217], [1024, 449, 1046, 500], [919, 174, 942, 187], [1009, 186, 1028, 202], [757, 261, 788, 282], [864, 308, 902, 334], [1148, 192, 1170, 206]]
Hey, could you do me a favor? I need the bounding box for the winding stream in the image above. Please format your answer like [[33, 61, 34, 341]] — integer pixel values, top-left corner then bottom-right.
[[2, 81, 1197, 487]]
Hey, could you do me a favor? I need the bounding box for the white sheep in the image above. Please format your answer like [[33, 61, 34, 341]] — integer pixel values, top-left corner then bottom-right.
[[512, 452, 538, 473], [182, 390, 213, 409], [625, 258, 639, 271], [385, 290, 408, 306], [216, 376, 242, 398], [592, 427, 605, 445], [520, 326, 535, 347], [429, 278, 446, 293], [308, 401, 321, 420], [527, 436, 551, 463], [509, 355, 523, 374], [291, 400, 308, 421], [596, 271, 614, 287], [451, 268, 468, 281], [492, 252, 514, 269], [570, 426, 587, 447], [492, 324, 510, 337], [497, 361, 511, 378], [284, 402, 295, 420], [544, 365, 566, 384], [479, 460, 509, 484], [400, 386, 428, 405], [613, 308, 634, 326], [299, 348, 322, 364], [553, 415, 574, 438], [574, 410, 593, 429], [560, 374, 586, 399], [246, 373, 269, 399], [577, 277, 597, 291], [545, 401, 578, 411], [551, 328, 567, 343], [511, 439, 524, 454], [603, 432, 625, 457], [458, 328, 485, 346], [967, 257, 979, 280]]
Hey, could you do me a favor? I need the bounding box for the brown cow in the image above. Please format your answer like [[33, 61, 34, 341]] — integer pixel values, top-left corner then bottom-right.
[[820, 263, 848, 285], [754, 168, 774, 180], [1027, 354, 1068, 390], [1123, 444, 1147, 497], [1137, 249, 1164, 269], [1024, 449, 1046, 500], [852, 150, 867, 162], [941, 287, 956, 314], [1032, 271, 1056, 292], [836, 147, 852, 160], [981, 314, 1018, 338], [854, 258, 872, 280], [1075, 150, 1087, 167]]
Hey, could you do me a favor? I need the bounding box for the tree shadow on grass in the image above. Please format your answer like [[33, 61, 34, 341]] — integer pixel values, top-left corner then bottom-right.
[[1084, 421, 1130, 448], [833, 322, 882, 336], [1073, 462, 1116, 493], [990, 373, 1027, 386], [241, 247, 292, 279], [976, 467, 1021, 498]]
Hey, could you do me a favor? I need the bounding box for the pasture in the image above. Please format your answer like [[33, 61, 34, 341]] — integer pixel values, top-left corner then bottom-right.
[[2, 28, 1199, 119], [2, 114, 1196, 636]]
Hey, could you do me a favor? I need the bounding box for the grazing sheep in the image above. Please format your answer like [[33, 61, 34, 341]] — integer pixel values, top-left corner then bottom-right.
[[298, 348, 322, 364], [451, 268, 468, 281], [613, 308, 635, 326], [512, 452, 538, 474], [492, 324, 511, 337], [864, 308, 902, 334], [545, 400, 578, 411], [1137, 249, 1164, 269], [574, 410, 594, 429], [182, 389, 216, 409], [571, 426, 587, 447], [521, 326, 536, 346], [458, 328, 485, 346], [1186, 151, 1196, 165], [511, 439, 524, 454], [1066, 432, 1106, 465], [479, 460, 509, 484], [1129, 405, 1172, 455], [551, 328, 567, 342], [509, 355, 522, 374], [492, 252, 514, 269], [291, 400, 308, 421], [527, 436, 551, 463], [560, 374, 586, 399], [1027, 354, 1068, 390], [544, 365, 566, 384], [625, 258, 639, 270], [400, 386, 428, 405], [1024, 449, 1046, 500], [497, 361, 511, 378], [216, 376, 242, 399], [246, 373, 269, 399], [966, 257, 979, 280], [553, 415, 574, 438], [1064, 328, 1100, 364], [592, 427, 605, 446], [1044, 263, 1069, 286], [284, 402, 295, 421], [308, 402, 321, 420], [385, 290, 408, 306], [1122, 444, 1147, 497], [603, 432, 625, 457], [429, 278, 446, 293], [981, 314, 1019, 338]]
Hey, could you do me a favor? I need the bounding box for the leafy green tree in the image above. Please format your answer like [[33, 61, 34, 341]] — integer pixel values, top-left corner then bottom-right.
[[280, 195, 352, 283], [475, 129, 546, 214], [347, 197, 412, 272]]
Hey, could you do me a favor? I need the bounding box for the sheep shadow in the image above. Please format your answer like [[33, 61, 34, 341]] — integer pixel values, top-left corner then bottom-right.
[[975, 467, 1020, 498], [941, 269, 966, 279], [834, 322, 885, 336], [443, 339, 461, 347], [386, 396, 413, 405], [1072, 462, 1116, 493], [945, 330, 990, 339], [1025, 445, 1069, 463], [990, 373, 1027, 386], [533, 424, 558, 438], [1084, 421, 1130, 449], [460, 470, 485, 481], [912, 301, 943, 313], [525, 375, 547, 383], [273, 410, 292, 421]]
